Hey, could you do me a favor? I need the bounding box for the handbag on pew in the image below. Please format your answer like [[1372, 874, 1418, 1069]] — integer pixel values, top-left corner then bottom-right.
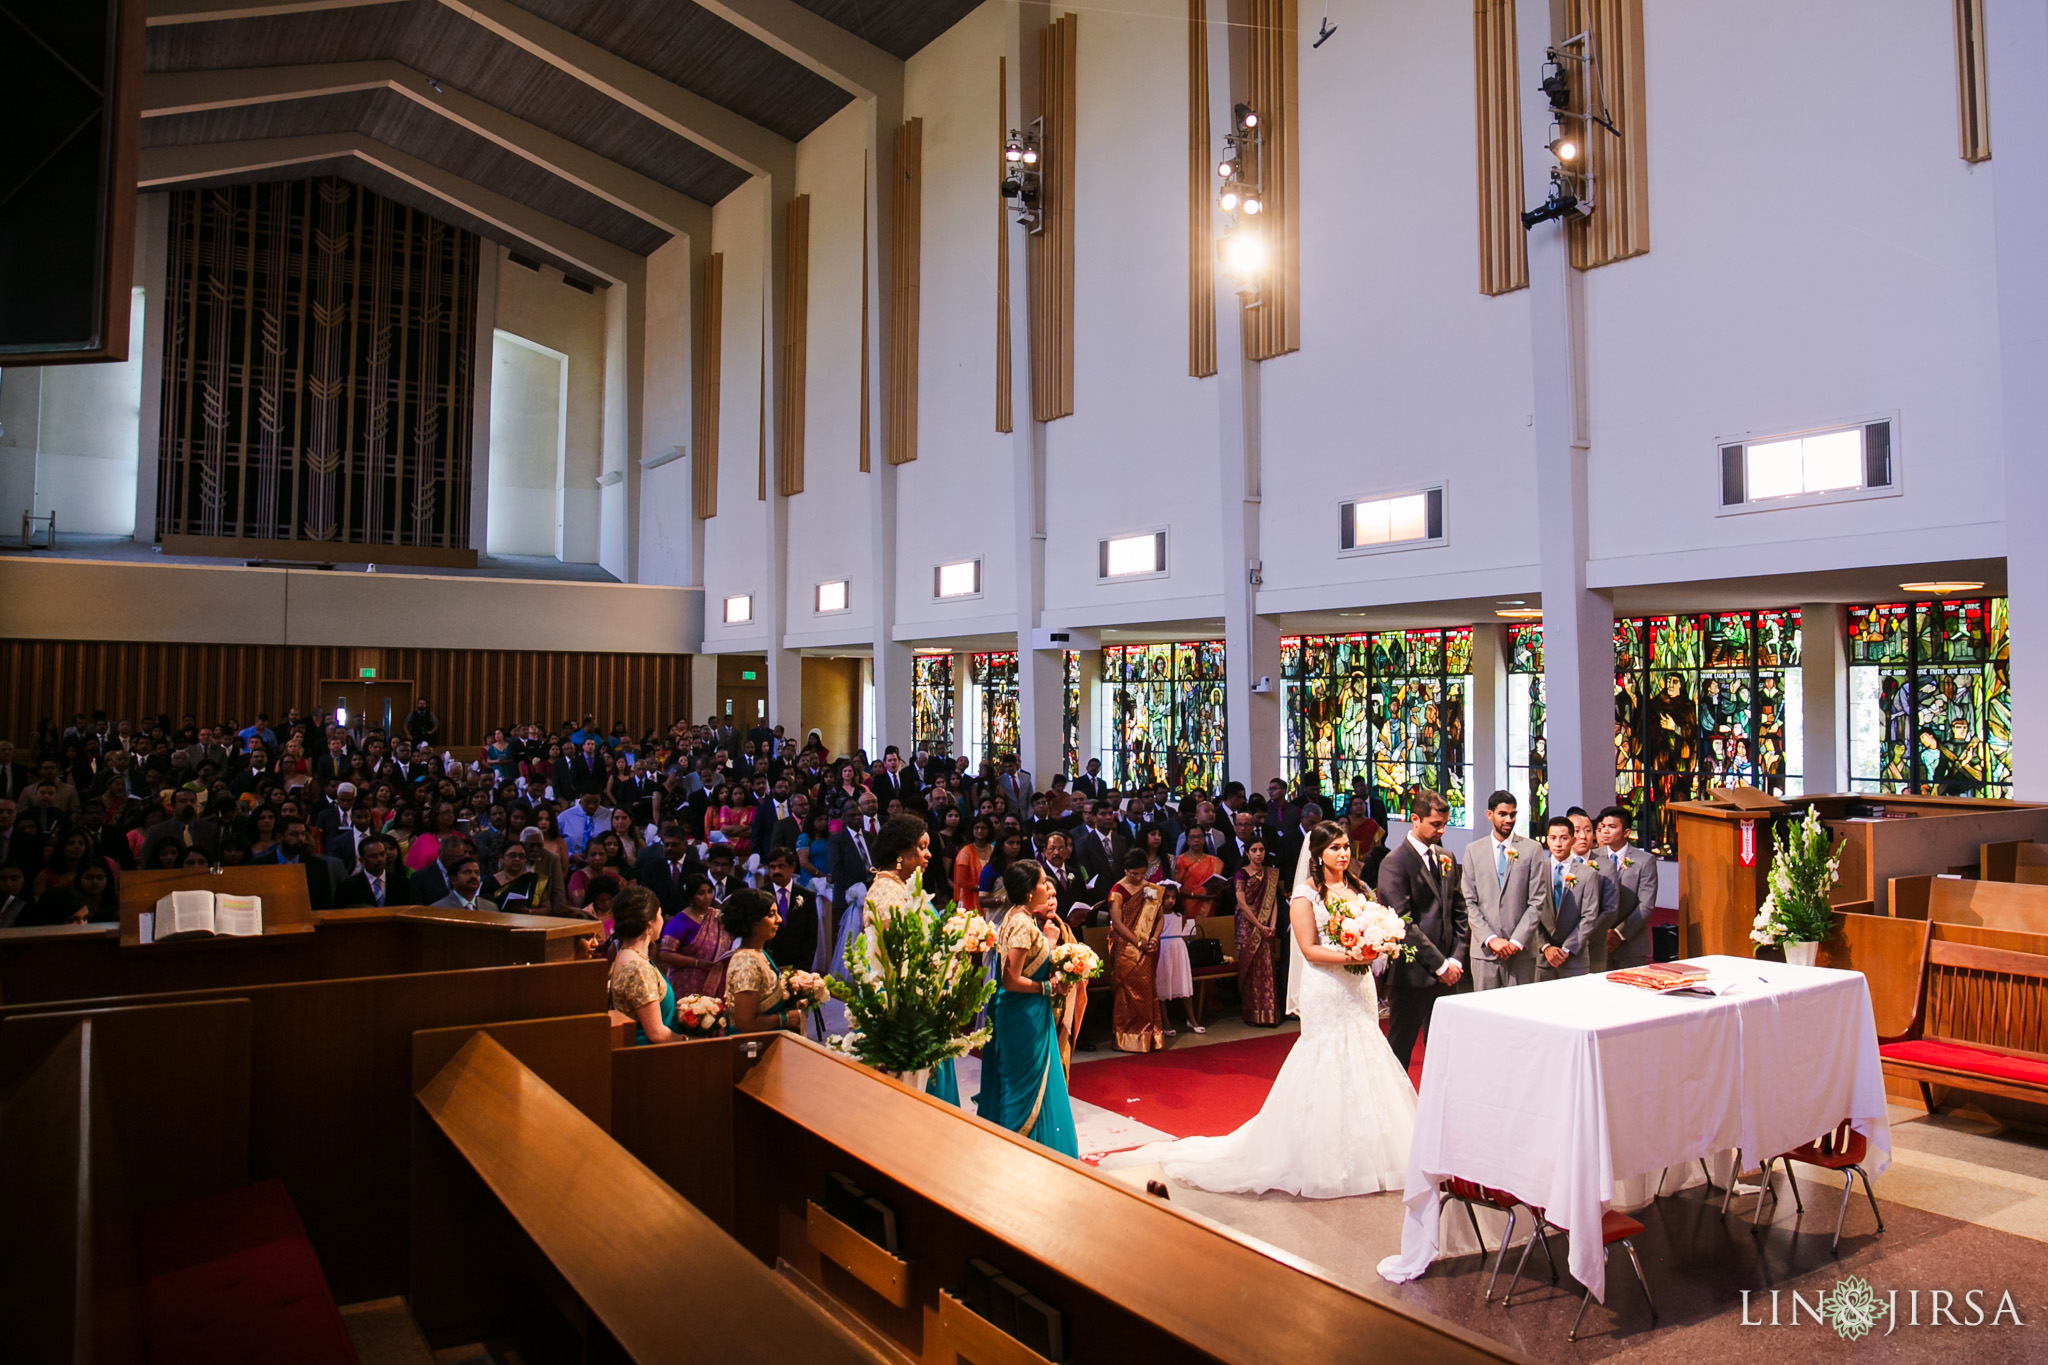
[[1186, 936, 1225, 969]]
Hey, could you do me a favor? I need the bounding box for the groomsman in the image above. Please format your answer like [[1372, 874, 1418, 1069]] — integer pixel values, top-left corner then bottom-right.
[[1567, 807, 1621, 971], [1593, 805, 1659, 969], [1376, 789, 1468, 1068], [1530, 816, 1602, 979], [1459, 790, 1543, 989]]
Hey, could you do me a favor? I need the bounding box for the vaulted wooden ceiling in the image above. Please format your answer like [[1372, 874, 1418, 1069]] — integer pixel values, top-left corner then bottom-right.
[[141, 0, 984, 265]]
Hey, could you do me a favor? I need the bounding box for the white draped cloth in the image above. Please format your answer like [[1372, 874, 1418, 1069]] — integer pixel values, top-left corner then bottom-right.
[[1376, 956, 1891, 1301]]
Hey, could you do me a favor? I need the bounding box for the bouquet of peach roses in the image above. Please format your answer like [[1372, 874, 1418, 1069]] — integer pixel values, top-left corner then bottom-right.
[[1323, 885, 1412, 975], [779, 968, 832, 1011], [673, 994, 728, 1036], [1047, 941, 1103, 995]]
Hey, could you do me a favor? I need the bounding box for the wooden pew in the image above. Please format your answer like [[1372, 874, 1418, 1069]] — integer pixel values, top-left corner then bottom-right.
[[1980, 840, 2048, 885], [0, 958, 607, 1304], [610, 1032, 1514, 1364], [1889, 874, 2048, 935], [1879, 921, 2048, 1116], [1819, 910, 1931, 1042], [412, 1031, 880, 1363]]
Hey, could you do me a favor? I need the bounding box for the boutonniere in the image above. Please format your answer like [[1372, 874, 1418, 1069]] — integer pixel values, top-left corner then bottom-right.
[[1563, 869, 1580, 889], [1505, 847, 1521, 861], [1620, 855, 1635, 870], [1435, 850, 1453, 875]]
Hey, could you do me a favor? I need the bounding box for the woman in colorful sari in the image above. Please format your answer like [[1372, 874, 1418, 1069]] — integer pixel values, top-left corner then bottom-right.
[[656, 875, 733, 1000], [974, 860, 1079, 1158], [1173, 834, 1226, 919], [840, 815, 964, 1106], [1234, 835, 1280, 1026], [1108, 848, 1167, 1052], [608, 886, 682, 1045], [952, 814, 994, 915]]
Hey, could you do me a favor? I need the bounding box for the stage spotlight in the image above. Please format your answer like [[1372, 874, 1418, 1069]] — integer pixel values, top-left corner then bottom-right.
[[1021, 147, 1037, 165], [1005, 140, 1023, 163], [1235, 102, 1258, 131], [1540, 64, 1570, 109], [1548, 133, 1577, 161], [1242, 195, 1263, 215], [1520, 191, 1580, 229], [1218, 158, 1237, 178], [1224, 231, 1266, 275], [1218, 189, 1239, 212]]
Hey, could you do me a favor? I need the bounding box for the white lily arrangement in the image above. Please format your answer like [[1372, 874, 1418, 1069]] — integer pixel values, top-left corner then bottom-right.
[[1749, 806, 1841, 948]]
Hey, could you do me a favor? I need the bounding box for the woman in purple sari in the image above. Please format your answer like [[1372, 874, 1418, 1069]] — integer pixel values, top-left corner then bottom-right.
[[655, 876, 733, 999]]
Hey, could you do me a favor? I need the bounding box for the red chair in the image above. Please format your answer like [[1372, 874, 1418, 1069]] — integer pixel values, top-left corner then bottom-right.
[[1568, 1210, 1659, 1341], [1751, 1120, 1884, 1256], [1439, 1179, 1559, 1303]]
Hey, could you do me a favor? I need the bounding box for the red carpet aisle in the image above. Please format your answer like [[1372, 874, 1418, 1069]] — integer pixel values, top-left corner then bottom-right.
[[1069, 1028, 1426, 1160]]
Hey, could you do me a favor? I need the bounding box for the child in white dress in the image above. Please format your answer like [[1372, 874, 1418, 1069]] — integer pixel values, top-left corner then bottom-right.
[[1154, 901, 1206, 1036]]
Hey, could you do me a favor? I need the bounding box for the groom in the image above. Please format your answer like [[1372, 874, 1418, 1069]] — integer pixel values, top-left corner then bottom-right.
[[1376, 788, 1468, 1070]]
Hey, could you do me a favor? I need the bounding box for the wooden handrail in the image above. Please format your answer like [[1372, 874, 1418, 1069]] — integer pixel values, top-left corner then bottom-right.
[[1929, 938, 2048, 980], [416, 1032, 878, 1363], [736, 1037, 1519, 1364]]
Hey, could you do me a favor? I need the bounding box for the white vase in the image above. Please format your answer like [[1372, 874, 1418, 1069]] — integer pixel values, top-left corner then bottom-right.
[[888, 1066, 932, 1093], [1784, 940, 1820, 968]]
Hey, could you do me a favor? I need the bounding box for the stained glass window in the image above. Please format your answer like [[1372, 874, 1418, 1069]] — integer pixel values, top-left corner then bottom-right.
[[1062, 651, 1081, 777], [911, 653, 953, 758], [969, 652, 1019, 773], [1506, 624, 1547, 834], [1848, 597, 2010, 798], [1280, 628, 1474, 826], [1102, 642, 1227, 794], [1615, 609, 1802, 855]]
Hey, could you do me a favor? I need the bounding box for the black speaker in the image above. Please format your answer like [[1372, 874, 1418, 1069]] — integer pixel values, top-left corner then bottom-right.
[[1652, 922, 1679, 963], [0, 0, 143, 364]]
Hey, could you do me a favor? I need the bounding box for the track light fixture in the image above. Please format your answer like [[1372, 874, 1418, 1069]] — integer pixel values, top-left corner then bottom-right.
[[1234, 101, 1258, 131], [1000, 122, 1045, 233], [1547, 127, 1577, 162], [1218, 188, 1239, 212], [1242, 195, 1263, 215]]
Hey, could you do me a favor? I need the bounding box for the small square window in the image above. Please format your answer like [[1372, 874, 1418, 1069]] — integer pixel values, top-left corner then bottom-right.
[[1721, 419, 1894, 512], [1339, 487, 1444, 554], [723, 594, 753, 624], [935, 559, 981, 599], [1100, 530, 1167, 579], [816, 580, 849, 614]]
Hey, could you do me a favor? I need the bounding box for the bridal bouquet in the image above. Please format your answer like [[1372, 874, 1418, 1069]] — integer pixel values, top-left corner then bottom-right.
[[827, 872, 995, 1076], [1048, 941, 1103, 995], [673, 993, 729, 1036], [779, 968, 832, 1011], [1324, 886, 1411, 975], [944, 911, 999, 956]]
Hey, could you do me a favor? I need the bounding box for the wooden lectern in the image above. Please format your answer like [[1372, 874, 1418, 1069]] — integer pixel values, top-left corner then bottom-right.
[[1670, 789, 1787, 958], [118, 865, 316, 950]]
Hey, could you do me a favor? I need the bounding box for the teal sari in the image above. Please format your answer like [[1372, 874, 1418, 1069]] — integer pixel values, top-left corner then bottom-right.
[[928, 1058, 959, 1105], [636, 973, 677, 1046], [972, 914, 1078, 1157]]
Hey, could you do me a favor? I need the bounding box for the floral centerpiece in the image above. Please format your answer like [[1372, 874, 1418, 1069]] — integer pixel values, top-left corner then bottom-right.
[[1323, 885, 1412, 975], [1048, 941, 1103, 994], [827, 872, 996, 1089], [673, 994, 729, 1036], [1749, 805, 1841, 967]]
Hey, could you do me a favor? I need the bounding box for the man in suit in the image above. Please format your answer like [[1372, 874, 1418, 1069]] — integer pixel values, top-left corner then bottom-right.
[[1593, 805, 1659, 970], [1275, 802, 1323, 891], [1375, 789, 1468, 1069], [703, 843, 743, 904], [1072, 758, 1106, 800], [636, 823, 704, 920], [1075, 802, 1128, 897], [0, 741, 33, 803], [749, 775, 789, 853], [1567, 807, 1621, 971], [762, 848, 822, 975], [260, 816, 341, 911], [1531, 815, 1602, 979], [0, 862, 29, 928], [313, 780, 360, 847], [1040, 831, 1088, 925], [429, 856, 488, 911], [829, 792, 878, 914], [997, 754, 1032, 820], [870, 747, 918, 808], [1459, 789, 1544, 989], [140, 790, 225, 867], [408, 835, 472, 907], [335, 834, 409, 908]]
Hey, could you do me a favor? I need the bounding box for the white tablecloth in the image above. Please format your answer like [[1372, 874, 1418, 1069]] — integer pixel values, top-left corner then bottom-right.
[[1375, 956, 1891, 1300]]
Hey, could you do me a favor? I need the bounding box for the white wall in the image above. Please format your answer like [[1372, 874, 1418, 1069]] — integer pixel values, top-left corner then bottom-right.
[[785, 101, 878, 647], [893, 1, 1021, 642], [638, 235, 697, 589], [493, 247, 607, 563], [0, 288, 148, 538], [485, 330, 567, 556], [701, 176, 772, 651]]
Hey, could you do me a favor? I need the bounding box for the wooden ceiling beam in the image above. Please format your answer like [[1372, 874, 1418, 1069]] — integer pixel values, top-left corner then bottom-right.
[[692, 0, 900, 102], [139, 132, 644, 286], [147, 0, 403, 23], [142, 61, 712, 244]]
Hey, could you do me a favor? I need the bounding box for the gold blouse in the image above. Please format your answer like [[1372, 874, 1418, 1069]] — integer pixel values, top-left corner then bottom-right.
[[866, 871, 912, 927], [722, 947, 782, 1014], [999, 908, 1045, 953], [609, 948, 665, 1016]]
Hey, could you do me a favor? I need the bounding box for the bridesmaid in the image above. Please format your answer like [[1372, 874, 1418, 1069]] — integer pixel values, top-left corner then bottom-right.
[[1234, 836, 1280, 1026], [1107, 849, 1166, 1052], [973, 860, 1079, 1158], [863, 814, 962, 1106]]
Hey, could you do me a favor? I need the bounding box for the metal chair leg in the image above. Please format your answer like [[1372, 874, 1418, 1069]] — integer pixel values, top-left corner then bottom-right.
[[1568, 1284, 1595, 1341], [1531, 1212, 1560, 1283], [1698, 1156, 1716, 1190], [1830, 1168, 1855, 1254], [1722, 1148, 1745, 1215], [1855, 1165, 1884, 1235], [1483, 1208, 1518, 1301], [1751, 1158, 1775, 1232], [1463, 1200, 1488, 1259], [1788, 1165, 1805, 1213], [1623, 1239, 1659, 1324], [1501, 1226, 1540, 1306]]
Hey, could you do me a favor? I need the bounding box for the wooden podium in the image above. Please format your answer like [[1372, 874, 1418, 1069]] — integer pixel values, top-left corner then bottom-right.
[[118, 865, 316, 950]]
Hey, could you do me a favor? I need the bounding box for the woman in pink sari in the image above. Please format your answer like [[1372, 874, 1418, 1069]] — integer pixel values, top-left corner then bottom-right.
[[655, 875, 733, 999]]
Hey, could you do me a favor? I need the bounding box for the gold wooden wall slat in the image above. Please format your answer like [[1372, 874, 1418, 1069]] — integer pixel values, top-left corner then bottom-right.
[[860, 153, 873, 471], [887, 118, 924, 465], [996, 57, 1015, 433], [693, 253, 725, 518], [1954, 0, 1991, 162], [1031, 14, 1078, 421], [1244, 0, 1300, 360], [1187, 1, 1217, 377], [1564, 0, 1650, 270], [777, 193, 811, 498], [1474, 0, 1529, 295]]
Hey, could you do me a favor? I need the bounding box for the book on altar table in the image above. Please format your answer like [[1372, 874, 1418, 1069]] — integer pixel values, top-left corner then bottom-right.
[[1605, 962, 1714, 993], [153, 890, 263, 940]]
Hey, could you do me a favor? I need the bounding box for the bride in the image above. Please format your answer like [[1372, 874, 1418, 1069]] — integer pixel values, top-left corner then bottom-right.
[[1102, 820, 1415, 1198]]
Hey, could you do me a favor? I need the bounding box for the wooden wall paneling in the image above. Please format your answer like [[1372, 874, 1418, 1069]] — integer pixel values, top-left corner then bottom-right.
[[694, 253, 725, 518], [1243, 0, 1300, 360], [1954, 0, 1991, 162], [1031, 16, 1078, 420], [996, 58, 1015, 432], [1474, 0, 1529, 295], [1187, 1, 1217, 376], [778, 194, 811, 497], [1564, 0, 1650, 269], [887, 119, 924, 465]]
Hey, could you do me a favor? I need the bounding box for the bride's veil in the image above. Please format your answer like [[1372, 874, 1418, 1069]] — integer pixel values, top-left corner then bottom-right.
[[1286, 833, 1317, 1019]]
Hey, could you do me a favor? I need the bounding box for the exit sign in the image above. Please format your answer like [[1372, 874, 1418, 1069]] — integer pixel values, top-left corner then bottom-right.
[[359, 667, 376, 679], [741, 670, 757, 681]]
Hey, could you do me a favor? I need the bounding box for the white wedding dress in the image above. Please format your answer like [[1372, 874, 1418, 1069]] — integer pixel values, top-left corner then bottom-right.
[[1102, 875, 1417, 1199]]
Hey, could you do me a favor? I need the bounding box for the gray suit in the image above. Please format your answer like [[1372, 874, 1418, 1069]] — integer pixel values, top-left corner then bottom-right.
[[1530, 855, 1604, 979], [1460, 834, 1544, 989], [1592, 844, 1659, 969]]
